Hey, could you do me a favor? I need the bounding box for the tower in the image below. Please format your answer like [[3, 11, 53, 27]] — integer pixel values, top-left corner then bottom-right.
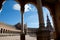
[[46, 15, 53, 32], [37, 15, 51, 40], [46, 15, 54, 39]]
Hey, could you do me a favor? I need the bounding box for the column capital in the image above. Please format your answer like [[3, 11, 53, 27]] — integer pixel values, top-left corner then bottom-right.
[[21, 5, 24, 14], [38, 23, 45, 30]]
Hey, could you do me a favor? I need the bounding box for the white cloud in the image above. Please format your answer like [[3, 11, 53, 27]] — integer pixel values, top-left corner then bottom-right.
[[13, 4, 32, 12], [13, 4, 20, 11], [13, 4, 36, 12], [24, 4, 32, 12]]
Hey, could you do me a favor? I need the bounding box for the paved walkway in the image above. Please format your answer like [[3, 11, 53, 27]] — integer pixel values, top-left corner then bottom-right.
[[26, 35, 37, 40], [0, 34, 54, 40], [0, 36, 20, 40], [0, 34, 37, 40]]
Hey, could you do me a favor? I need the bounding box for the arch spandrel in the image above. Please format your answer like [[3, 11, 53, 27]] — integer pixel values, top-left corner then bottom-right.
[[15, 0, 38, 8], [16, 0, 37, 4]]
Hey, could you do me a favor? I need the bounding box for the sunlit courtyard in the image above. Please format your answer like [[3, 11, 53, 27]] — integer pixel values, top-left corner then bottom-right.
[[0, 36, 20, 40], [0, 34, 37, 40], [0, 34, 54, 40]]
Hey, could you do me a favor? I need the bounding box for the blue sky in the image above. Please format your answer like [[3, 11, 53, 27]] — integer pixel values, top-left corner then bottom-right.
[[0, 0, 54, 28]]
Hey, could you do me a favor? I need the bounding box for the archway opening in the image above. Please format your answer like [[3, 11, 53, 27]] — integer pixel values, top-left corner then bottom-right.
[[0, 0, 21, 40], [0, 0, 21, 25], [42, 6, 56, 40], [24, 3, 39, 40]]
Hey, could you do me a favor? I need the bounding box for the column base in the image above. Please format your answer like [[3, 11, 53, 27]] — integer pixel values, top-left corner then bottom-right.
[[20, 33, 25, 40], [55, 33, 60, 40], [36, 30, 50, 40]]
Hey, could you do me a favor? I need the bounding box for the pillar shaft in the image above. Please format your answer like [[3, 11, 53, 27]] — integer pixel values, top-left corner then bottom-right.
[[37, 0, 44, 29], [36, 0, 50, 40], [21, 5, 25, 34], [20, 5, 25, 40], [1, 28, 3, 33], [21, 11, 24, 33]]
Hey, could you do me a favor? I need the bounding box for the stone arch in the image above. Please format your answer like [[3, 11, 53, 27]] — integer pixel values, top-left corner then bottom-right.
[[46, 5, 57, 31], [42, 3, 56, 27], [15, 0, 44, 29], [42, 6, 56, 39], [25, 2, 37, 9], [42, 6, 54, 26], [24, 3, 39, 40], [24, 3, 39, 28], [42, 6, 52, 15], [0, 0, 21, 25]]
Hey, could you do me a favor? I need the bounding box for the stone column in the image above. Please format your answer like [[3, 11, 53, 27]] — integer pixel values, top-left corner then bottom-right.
[[20, 5, 25, 40], [1, 28, 3, 34], [15, 0, 25, 40], [3, 29, 5, 33], [36, 0, 44, 29], [6, 29, 7, 33], [21, 5, 24, 34], [36, 0, 50, 40]]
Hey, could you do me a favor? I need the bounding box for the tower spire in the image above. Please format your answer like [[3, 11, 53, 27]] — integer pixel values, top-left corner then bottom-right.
[[46, 15, 53, 31]]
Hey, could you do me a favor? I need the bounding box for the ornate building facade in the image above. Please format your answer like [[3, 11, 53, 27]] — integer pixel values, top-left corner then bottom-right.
[[0, 22, 21, 33]]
